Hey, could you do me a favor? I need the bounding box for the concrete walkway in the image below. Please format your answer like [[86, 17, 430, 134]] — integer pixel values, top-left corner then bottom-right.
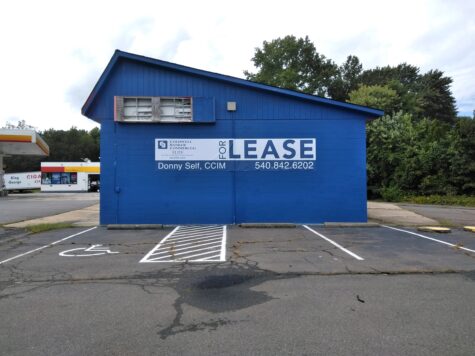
[[4, 201, 440, 228], [368, 201, 439, 226]]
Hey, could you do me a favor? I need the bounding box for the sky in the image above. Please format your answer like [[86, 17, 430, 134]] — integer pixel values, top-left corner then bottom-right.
[[0, 0, 473, 131]]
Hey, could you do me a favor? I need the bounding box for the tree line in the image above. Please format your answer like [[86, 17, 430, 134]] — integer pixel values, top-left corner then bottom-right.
[[245, 35, 474, 199], [4, 127, 100, 173]]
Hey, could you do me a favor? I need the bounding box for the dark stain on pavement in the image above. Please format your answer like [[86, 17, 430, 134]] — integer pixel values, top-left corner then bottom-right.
[[462, 270, 475, 282], [156, 262, 295, 339]]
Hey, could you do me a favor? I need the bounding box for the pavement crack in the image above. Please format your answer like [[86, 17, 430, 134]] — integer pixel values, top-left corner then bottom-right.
[[303, 256, 318, 267], [157, 295, 185, 339], [321, 249, 335, 257], [356, 295, 365, 303], [368, 266, 382, 273], [157, 314, 240, 340], [1, 267, 473, 287]]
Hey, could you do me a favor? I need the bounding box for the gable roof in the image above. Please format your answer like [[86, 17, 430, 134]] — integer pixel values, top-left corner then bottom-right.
[[82, 50, 384, 119]]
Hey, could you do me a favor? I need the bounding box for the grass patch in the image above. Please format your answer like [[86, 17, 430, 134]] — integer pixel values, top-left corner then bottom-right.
[[26, 222, 74, 234], [400, 195, 475, 207], [437, 219, 459, 228]]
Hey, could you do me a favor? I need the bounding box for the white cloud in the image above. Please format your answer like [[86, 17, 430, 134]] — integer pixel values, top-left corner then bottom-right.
[[0, 0, 473, 131]]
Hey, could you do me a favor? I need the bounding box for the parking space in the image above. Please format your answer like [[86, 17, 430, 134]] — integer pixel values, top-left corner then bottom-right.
[[0, 224, 474, 279], [225, 225, 475, 274], [0, 227, 174, 281], [300, 225, 475, 273], [225, 225, 366, 274]]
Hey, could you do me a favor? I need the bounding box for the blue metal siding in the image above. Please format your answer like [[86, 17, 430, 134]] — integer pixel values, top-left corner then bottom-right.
[[88, 59, 366, 122], [234, 119, 367, 223], [93, 58, 369, 224], [193, 97, 215, 123], [99, 120, 118, 224], [113, 121, 235, 224]]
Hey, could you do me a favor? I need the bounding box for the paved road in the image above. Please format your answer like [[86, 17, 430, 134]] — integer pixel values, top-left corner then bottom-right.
[[0, 193, 99, 224], [398, 203, 475, 226], [0, 225, 474, 355]]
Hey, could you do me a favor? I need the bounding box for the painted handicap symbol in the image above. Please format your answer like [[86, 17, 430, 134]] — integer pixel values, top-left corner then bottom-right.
[[59, 244, 119, 257]]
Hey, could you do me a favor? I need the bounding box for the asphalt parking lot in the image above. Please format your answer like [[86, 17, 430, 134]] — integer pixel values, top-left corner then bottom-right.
[[0, 224, 474, 355], [0, 192, 99, 224], [397, 203, 475, 227]]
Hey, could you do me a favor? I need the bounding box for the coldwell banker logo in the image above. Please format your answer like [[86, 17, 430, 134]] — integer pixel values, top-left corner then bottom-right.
[[157, 140, 168, 149]]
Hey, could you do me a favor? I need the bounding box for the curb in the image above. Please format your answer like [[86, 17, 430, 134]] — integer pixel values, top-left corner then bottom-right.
[[239, 223, 297, 228], [107, 224, 166, 230], [324, 222, 380, 228]]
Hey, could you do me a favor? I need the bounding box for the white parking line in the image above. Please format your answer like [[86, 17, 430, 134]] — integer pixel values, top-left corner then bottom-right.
[[173, 226, 221, 233], [197, 254, 221, 262], [149, 240, 223, 255], [174, 226, 221, 233], [302, 225, 364, 261], [159, 236, 222, 248], [0, 226, 98, 265], [383, 225, 475, 253], [220, 225, 227, 261], [178, 224, 220, 228], [151, 245, 222, 260], [140, 225, 226, 263], [171, 226, 220, 232], [172, 227, 222, 234], [173, 249, 221, 260], [161, 238, 222, 249], [167, 232, 223, 240]]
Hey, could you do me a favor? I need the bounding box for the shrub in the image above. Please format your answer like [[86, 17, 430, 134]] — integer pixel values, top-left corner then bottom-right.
[[380, 185, 403, 202]]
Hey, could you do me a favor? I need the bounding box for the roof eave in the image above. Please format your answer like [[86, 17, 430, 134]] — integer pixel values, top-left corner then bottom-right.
[[81, 50, 122, 120]]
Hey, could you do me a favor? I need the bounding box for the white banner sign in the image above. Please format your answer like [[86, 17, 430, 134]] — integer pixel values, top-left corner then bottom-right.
[[155, 138, 316, 161]]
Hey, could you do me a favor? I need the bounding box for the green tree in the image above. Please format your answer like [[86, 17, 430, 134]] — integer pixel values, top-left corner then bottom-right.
[[359, 64, 456, 123], [366, 112, 414, 195], [359, 63, 420, 89], [366, 112, 474, 198], [394, 118, 455, 195], [89, 127, 100, 160], [348, 85, 400, 113], [415, 70, 457, 123], [244, 35, 338, 96], [359, 64, 420, 115], [245, 36, 457, 123], [449, 118, 475, 194], [327, 55, 363, 101]]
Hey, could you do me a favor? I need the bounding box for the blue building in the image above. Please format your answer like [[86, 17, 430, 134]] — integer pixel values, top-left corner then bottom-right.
[[82, 50, 383, 225]]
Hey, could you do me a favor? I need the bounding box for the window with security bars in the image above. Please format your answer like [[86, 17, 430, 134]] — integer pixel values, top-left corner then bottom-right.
[[115, 96, 192, 122], [159, 98, 192, 122], [123, 98, 153, 121]]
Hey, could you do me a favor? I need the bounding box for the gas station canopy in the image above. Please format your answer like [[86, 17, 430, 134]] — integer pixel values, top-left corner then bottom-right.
[[0, 129, 49, 156]]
